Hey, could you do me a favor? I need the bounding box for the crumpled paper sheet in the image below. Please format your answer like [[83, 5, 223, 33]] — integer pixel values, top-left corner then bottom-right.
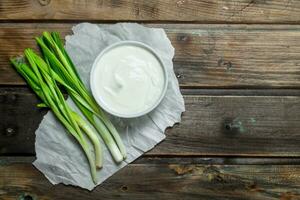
[[33, 23, 185, 190]]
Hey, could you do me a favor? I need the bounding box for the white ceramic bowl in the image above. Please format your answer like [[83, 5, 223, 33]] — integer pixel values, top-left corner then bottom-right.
[[90, 41, 168, 118]]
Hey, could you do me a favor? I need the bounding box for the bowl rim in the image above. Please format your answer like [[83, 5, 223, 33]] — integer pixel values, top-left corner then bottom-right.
[[90, 40, 169, 118]]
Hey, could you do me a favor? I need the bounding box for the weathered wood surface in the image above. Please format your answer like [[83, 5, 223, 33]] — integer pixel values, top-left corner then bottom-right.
[[1, 88, 300, 156], [2, 0, 300, 198], [1, 0, 300, 23], [1, 24, 300, 88], [1, 157, 300, 200]]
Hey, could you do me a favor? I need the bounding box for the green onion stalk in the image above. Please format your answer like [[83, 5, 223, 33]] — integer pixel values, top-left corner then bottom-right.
[[35, 32, 126, 163], [11, 50, 102, 184]]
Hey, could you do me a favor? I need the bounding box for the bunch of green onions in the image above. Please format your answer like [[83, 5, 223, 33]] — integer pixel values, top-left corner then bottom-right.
[[10, 31, 126, 183]]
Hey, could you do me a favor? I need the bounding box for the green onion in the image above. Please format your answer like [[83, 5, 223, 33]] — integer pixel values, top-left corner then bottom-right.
[[11, 50, 102, 184], [10, 31, 128, 183], [36, 32, 126, 162]]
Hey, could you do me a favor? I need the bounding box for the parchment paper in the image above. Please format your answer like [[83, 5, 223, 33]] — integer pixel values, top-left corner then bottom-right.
[[33, 23, 185, 190]]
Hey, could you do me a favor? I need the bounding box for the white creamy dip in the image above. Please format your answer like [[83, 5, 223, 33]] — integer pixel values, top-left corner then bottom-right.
[[91, 43, 166, 117]]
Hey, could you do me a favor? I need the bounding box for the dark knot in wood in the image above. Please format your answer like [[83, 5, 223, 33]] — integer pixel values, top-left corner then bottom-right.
[[218, 58, 232, 71], [18, 193, 34, 200], [223, 118, 246, 134], [121, 185, 128, 191], [4, 127, 16, 137], [177, 34, 190, 42], [176, 73, 183, 78]]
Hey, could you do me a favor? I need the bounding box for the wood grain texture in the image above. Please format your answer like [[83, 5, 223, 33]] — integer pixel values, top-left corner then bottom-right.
[[1, 157, 300, 200], [3, 156, 300, 165], [1, 88, 300, 156], [0, 0, 300, 23], [2, 0, 300, 198], [2, 23, 300, 88], [0, 88, 46, 155]]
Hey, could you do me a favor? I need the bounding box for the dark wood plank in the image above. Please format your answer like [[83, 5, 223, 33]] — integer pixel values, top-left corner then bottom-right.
[[0, 88, 46, 155], [156, 94, 300, 156], [182, 89, 300, 96], [1, 157, 300, 200], [1, 23, 300, 88], [1, 0, 300, 23], [1, 88, 300, 157], [3, 156, 300, 165]]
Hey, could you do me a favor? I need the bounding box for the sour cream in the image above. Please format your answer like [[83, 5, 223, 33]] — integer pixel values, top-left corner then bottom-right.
[[90, 41, 167, 118]]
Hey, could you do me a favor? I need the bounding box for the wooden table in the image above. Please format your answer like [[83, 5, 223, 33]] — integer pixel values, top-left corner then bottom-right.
[[1, 1, 300, 199]]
